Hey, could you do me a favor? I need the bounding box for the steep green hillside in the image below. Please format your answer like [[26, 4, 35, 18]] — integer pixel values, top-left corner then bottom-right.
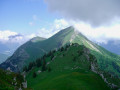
[[0, 37, 46, 72], [70, 30, 120, 77], [1, 26, 120, 78], [0, 53, 8, 64], [25, 44, 120, 90]]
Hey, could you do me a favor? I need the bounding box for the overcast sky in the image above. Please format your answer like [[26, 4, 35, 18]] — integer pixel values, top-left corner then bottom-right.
[[0, 0, 120, 44], [45, 0, 120, 26]]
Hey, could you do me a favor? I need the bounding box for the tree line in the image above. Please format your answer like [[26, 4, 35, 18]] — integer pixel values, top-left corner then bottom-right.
[[23, 43, 77, 78]]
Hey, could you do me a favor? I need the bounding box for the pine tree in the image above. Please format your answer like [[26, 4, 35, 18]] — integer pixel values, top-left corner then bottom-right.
[[33, 72, 37, 78], [42, 59, 47, 71], [73, 57, 76, 62], [60, 47, 64, 51], [23, 66, 28, 72], [42, 64, 46, 71], [52, 50, 56, 53], [47, 51, 52, 57], [27, 62, 35, 71], [51, 54, 54, 60], [89, 65, 91, 70], [43, 54, 47, 59], [48, 67, 51, 72], [36, 58, 42, 67], [77, 50, 83, 56], [63, 54, 65, 57]]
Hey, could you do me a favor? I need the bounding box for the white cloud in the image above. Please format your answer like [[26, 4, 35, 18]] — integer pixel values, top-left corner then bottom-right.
[[37, 19, 69, 38], [0, 30, 17, 42], [44, 0, 120, 43], [36, 18, 120, 44], [1, 19, 120, 45], [45, 0, 120, 26], [73, 21, 120, 43], [53, 19, 69, 29], [0, 30, 36, 44]]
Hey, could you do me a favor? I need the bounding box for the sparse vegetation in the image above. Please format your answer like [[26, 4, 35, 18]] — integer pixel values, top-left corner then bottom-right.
[[0, 69, 25, 89]]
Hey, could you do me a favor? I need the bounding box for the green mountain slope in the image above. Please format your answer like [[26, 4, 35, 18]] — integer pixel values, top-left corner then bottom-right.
[[0, 26, 120, 77], [0, 53, 8, 64], [0, 37, 46, 72], [25, 44, 120, 90], [69, 29, 120, 76]]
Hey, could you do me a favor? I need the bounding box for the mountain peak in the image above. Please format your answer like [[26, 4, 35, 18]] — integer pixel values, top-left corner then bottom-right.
[[30, 36, 46, 43], [68, 26, 74, 29], [65, 26, 75, 31], [63, 26, 81, 34]]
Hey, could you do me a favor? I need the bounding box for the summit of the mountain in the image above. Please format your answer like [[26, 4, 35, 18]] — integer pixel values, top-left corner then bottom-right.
[[30, 36, 46, 43]]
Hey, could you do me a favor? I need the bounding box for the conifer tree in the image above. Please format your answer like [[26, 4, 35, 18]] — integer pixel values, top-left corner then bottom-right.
[[36, 58, 42, 67], [51, 54, 54, 60], [48, 67, 51, 72], [60, 47, 64, 51], [42, 59, 47, 71], [23, 66, 28, 72], [33, 72, 37, 78]]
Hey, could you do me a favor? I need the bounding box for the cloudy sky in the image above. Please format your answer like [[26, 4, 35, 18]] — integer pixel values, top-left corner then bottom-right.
[[0, 0, 120, 44]]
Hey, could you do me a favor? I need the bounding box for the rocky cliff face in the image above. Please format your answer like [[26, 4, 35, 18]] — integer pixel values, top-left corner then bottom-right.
[[80, 45, 119, 89], [0, 68, 29, 89], [87, 51, 119, 89]]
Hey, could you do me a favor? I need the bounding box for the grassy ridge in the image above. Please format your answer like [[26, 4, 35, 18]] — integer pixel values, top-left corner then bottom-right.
[[26, 44, 111, 90], [72, 31, 120, 77]]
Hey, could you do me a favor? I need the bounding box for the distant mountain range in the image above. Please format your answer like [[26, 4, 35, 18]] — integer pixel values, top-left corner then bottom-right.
[[0, 34, 26, 56], [0, 53, 8, 64], [98, 40, 120, 55], [0, 41, 20, 64], [0, 34, 29, 63], [0, 42, 10, 55], [0, 26, 120, 78]]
